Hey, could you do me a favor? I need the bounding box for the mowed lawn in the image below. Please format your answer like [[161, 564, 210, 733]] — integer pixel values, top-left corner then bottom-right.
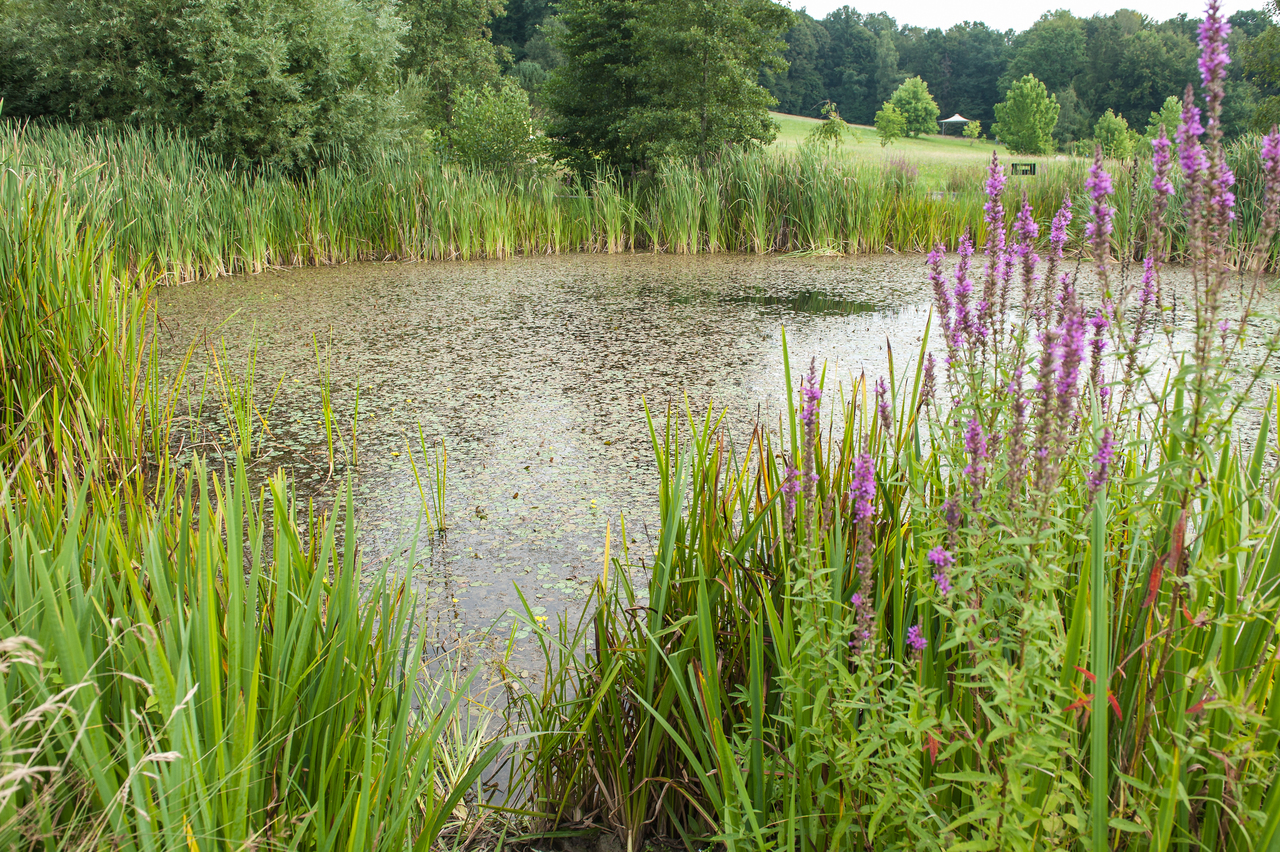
[[768, 111, 1075, 189]]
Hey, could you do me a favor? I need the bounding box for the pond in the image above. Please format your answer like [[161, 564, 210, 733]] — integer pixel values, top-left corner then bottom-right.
[[154, 252, 1277, 658]]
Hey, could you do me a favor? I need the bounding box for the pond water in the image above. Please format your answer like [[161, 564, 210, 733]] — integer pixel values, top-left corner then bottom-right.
[[154, 252, 1277, 659]]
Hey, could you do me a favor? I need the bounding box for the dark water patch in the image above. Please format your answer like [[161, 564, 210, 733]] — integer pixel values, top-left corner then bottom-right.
[[724, 290, 881, 316]]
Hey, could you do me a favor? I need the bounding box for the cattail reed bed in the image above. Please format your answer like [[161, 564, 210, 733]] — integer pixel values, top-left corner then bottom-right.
[[2, 121, 1278, 283]]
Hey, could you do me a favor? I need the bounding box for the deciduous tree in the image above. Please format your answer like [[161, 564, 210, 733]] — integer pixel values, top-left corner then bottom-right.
[[889, 75, 940, 137], [992, 73, 1059, 154]]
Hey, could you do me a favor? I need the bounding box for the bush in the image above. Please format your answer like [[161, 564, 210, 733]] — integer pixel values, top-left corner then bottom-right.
[[963, 118, 984, 144], [875, 102, 907, 146], [993, 73, 1059, 154], [889, 76, 941, 137], [447, 81, 544, 171], [1094, 107, 1136, 158]]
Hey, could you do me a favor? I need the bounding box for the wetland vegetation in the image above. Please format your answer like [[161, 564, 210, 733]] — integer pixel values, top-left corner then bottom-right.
[[4, 0, 1280, 850]]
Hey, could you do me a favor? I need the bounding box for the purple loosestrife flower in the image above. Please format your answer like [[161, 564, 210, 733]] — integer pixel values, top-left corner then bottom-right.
[[928, 546, 955, 595], [1044, 195, 1072, 325], [876, 377, 892, 433], [1085, 151, 1115, 289], [927, 244, 953, 340], [906, 624, 927, 651], [943, 497, 962, 545], [1014, 196, 1040, 320], [849, 453, 876, 522], [1198, 0, 1231, 136], [1258, 129, 1280, 250], [800, 359, 821, 513], [920, 354, 936, 407], [1088, 427, 1116, 501], [1089, 308, 1110, 397], [963, 419, 988, 500]]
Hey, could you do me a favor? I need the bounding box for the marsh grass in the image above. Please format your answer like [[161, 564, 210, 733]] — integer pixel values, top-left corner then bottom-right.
[[408, 426, 449, 534], [3, 123, 1277, 281], [1, 127, 506, 850]]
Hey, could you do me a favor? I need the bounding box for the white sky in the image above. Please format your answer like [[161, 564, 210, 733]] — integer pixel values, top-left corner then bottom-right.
[[782, 0, 1261, 33]]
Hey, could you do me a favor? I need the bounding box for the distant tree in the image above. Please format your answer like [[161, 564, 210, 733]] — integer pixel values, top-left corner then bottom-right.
[[1052, 86, 1090, 147], [1112, 29, 1197, 121], [992, 74, 1059, 154], [889, 76, 940, 137], [999, 11, 1087, 95], [874, 31, 906, 103], [1094, 108, 1135, 158], [544, 0, 794, 171], [963, 118, 983, 144], [397, 0, 509, 127], [765, 11, 831, 116], [875, 102, 907, 146], [1244, 21, 1280, 130], [1145, 96, 1182, 139], [806, 101, 849, 146], [898, 21, 1008, 127]]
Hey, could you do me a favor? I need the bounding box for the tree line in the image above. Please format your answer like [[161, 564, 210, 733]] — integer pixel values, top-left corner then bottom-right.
[[1, 0, 1277, 172]]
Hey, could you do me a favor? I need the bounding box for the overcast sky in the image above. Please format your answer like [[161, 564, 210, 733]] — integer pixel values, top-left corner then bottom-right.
[[782, 0, 1259, 33]]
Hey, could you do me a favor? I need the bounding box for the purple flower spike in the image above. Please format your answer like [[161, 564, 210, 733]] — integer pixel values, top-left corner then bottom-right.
[[1088, 427, 1116, 500], [1198, 1, 1231, 93], [963, 419, 988, 498], [876, 377, 892, 433], [906, 624, 927, 651], [849, 453, 876, 522], [927, 546, 955, 568], [933, 572, 953, 596]]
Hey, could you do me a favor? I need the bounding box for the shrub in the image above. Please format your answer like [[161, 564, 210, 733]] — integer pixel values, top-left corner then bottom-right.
[[447, 80, 544, 171], [875, 102, 907, 146], [993, 73, 1059, 154], [1094, 107, 1136, 158], [963, 118, 983, 144], [889, 76, 941, 137]]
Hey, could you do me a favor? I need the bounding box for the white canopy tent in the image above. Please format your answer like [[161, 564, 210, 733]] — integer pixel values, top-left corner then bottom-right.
[[939, 113, 971, 135]]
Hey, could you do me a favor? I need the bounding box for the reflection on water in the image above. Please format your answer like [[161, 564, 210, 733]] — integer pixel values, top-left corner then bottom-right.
[[154, 252, 1277, 656]]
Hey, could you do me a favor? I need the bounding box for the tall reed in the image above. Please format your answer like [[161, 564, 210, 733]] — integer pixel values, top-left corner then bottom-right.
[[3, 121, 1277, 282]]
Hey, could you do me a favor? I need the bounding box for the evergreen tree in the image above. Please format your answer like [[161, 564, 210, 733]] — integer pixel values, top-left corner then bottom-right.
[[545, 0, 793, 171]]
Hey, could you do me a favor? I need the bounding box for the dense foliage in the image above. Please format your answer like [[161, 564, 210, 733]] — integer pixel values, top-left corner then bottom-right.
[[888, 75, 941, 137], [0, 0, 508, 168], [542, 0, 793, 171], [992, 74, 1059, 155], [764, 4, 1277, 144]]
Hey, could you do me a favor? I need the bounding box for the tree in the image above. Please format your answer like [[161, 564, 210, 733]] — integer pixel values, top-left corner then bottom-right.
[[1244, 22, 1280, 130], [874, 30, 905, 103], [2, 0, 408, 169], [1145, 95, 1182, 139], [875, 102, 906, 146], [806, 101, 849, 146], [1093, 108, 1135, 158], [398, 0, 509, 128], [999, 11, 1087, 96], [963, 118, 983, 144], [889, 76, 940, 137], [992, 74, 1059, 155], [1052, 86, 1090, 147], [544, 0, 794, 171], [447, 79, 544, 170], [764, 11, 830, 116]]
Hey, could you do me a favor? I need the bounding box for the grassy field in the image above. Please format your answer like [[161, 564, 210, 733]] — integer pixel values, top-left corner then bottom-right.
[[770, 111, 1050, 188]]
